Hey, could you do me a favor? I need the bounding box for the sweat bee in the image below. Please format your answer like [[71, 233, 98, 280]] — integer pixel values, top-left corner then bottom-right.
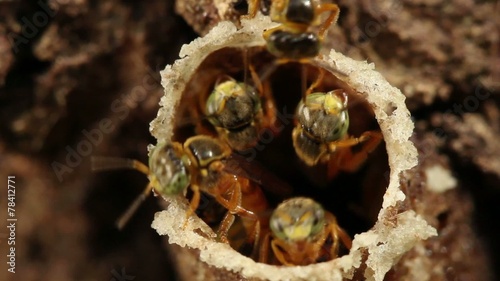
[[259, 197, 352, 265], [247, 0, 340, 61]]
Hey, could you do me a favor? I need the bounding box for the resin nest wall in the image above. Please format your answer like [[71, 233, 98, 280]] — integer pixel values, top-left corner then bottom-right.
[[149, 15, 436, 281]]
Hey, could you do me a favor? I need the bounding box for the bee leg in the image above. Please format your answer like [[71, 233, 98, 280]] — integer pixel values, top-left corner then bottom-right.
[[337, 225, 352, 250], [227, 178, 243, 210], [326, 147, 348, 180], [217, 198, 261, 255], [328, 137, 361, 151], [243, 0, 261, 19], [217, 212, 236, 244], [325, 223, 340, 260], [271, 239, 293, 266], [259, 231, 272, 263], [328, 226, 352, 260], [308, 222, 330, 263], [316, 3, 341, 41], [249, 219, 261, 259], [325, 132, 374, 179], [234, 213, 261, 254], [215, 179, 261, 250], [183, 183, 201, 229], [325, 213, 352, 260], [339, 130, 383, 173]]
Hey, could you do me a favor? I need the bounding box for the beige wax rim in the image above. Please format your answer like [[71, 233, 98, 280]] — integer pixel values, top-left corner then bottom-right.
[[149, 14, 436, 281]]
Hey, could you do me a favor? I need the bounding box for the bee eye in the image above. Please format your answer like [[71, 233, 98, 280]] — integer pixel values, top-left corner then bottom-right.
[[149, 143, 191, 196], [277, 222, 284, 233], [308, 204, 325, 236], [270, 214, 289, 240]]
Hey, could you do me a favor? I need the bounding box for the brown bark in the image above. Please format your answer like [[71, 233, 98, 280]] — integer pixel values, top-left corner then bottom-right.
[[0, 1, 498, 281]]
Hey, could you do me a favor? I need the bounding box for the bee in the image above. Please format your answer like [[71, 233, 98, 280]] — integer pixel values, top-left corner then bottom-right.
[[205, 62, 277, 151], [92, 135, 291, 252], [259, 197, 352, 265], [246, 0, 340, 61], [92, 135, 292, 249], [292, 88, 383, 179]]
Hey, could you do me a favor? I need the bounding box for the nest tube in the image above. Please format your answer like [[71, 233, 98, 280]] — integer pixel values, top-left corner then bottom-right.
[[149, 15, 436, 281]]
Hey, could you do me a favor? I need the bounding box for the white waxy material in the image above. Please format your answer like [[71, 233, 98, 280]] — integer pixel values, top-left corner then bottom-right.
[[150, 14, 436, 281]]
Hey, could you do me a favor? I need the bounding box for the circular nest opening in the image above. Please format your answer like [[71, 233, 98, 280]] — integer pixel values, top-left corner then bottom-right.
[[151, 16, 434, 281], [170, 46, 389, 263]]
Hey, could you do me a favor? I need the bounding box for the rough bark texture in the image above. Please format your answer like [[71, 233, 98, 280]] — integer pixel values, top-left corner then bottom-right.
[[0, 0, 498, 281]]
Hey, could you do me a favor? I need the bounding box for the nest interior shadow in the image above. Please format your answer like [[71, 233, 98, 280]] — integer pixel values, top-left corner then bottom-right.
[[171, 46, 389, 262]]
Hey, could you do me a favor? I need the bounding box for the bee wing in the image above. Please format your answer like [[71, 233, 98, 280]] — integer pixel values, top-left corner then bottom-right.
[[223, 153, 293, 197]]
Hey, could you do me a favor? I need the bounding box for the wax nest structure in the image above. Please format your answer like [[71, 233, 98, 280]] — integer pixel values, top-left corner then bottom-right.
[[150, 15, 436, 281]]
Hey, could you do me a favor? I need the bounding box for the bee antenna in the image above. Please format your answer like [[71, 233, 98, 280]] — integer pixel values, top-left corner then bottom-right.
[[258, 59, 279, 85], [115, 181, 155, 230], [215, 74, 234, 86], [305, 67, 325, 98], [91, 156, 150, 175], [243, 47, 249, 87], [301, 64, 307, 101]]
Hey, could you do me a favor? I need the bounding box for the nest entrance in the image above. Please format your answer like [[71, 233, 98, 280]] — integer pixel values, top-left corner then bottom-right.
[[171, 46, 389, 262]]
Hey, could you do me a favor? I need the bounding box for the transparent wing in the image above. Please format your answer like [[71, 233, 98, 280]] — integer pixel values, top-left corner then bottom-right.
[[223, 153, 293, 197]]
